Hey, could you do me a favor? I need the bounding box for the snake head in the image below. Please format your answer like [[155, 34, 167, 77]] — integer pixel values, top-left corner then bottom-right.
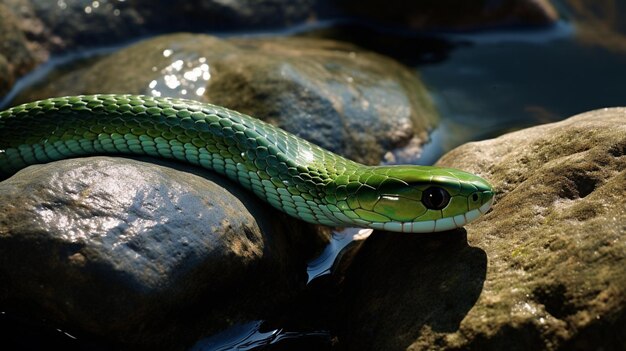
[[341, 165, 494, 233]]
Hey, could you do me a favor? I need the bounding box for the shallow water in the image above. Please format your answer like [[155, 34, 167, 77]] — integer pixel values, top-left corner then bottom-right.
[[306, 227, 373, 283], [419, 25, 626, 157], [190, 320, 330, 351], [2, 9, 626, 350]]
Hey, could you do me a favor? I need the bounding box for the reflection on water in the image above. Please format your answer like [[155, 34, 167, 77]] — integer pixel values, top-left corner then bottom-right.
[[306, 228, 372, 283], [417, 22, 626, 156], [184, 227, 370, 351], [190, 321, 330, 351]]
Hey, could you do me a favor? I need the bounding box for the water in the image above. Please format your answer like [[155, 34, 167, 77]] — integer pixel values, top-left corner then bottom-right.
[[0, 309, 113, 350], [419, 29, 626, 153], [306, 228, 373, 283], [190, 321, 330, 351]]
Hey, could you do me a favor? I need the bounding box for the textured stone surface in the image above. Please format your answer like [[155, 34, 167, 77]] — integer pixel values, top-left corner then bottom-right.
[[15, 33, 438, 166], [336, 108, 626, 350], [0, 156, 326, 349]]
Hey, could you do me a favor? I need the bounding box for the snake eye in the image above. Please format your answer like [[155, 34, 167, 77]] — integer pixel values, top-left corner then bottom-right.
[[422, 187, 451, 210]]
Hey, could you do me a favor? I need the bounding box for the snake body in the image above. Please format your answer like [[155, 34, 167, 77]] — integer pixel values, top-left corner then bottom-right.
[[0, 95, 494, 233]]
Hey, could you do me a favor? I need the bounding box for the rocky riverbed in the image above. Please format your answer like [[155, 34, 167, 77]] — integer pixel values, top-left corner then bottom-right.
[[0, 1, 625, 350]]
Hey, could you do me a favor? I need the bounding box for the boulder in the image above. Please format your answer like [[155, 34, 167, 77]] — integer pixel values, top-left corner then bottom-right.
[[0, 156, 327, 349], [336, 108, 626, 350], [15, 33, 438, 165]]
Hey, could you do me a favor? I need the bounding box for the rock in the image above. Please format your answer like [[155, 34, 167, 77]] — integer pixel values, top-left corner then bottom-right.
[[3, 0, 321, 52], [0, 156, 327, 349], [336, 108, 626, 350], [0, 0, 323, 97], [15, 33, 438, 165], [335, 0, 558, 31], [25, 0, 148, 49], [0, 0, 148, 97], [562, 0, 626, 52], [209, 36, 437, 165], [0, 0, 562, 99], [0, 2, 37, 98]]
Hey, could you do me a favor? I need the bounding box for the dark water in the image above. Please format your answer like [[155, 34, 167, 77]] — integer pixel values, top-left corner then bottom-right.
[[322, 20, 626, 165], [419, 24, 626, 160], [2, 11, 626, 351], [189, 321, 331, 351]]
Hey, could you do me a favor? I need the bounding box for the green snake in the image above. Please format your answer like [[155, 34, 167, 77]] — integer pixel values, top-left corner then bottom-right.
[[0, 95, 494, 233]]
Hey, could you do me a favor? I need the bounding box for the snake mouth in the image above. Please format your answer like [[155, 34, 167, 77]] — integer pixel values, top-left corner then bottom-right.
[[366, 196, 495, 233]]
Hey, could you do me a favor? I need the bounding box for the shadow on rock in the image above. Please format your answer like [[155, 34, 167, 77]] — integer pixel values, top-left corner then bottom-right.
[[336, 229, 486, 351]]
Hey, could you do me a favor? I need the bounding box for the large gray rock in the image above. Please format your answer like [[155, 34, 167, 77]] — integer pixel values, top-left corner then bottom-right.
[[0, 156, 327, 349], [336, 108, 626, 350], [15, 33, 438, 165]]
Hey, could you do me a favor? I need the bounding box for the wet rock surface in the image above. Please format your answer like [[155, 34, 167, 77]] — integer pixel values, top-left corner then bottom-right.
[[336, 108, 626, 350], [0, 156, 326, 349], [14, 33, 438, 165], [209, 36, 437, 166]]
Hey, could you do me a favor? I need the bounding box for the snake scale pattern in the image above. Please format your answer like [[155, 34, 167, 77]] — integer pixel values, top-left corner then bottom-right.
[[0, 95, 494, 233]]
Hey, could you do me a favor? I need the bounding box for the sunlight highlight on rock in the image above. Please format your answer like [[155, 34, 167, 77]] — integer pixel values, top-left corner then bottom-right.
[[147, 54, 211, 98]]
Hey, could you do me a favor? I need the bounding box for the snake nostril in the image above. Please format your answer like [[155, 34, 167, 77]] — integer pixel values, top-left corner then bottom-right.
[[472, 193, 479, 202]]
